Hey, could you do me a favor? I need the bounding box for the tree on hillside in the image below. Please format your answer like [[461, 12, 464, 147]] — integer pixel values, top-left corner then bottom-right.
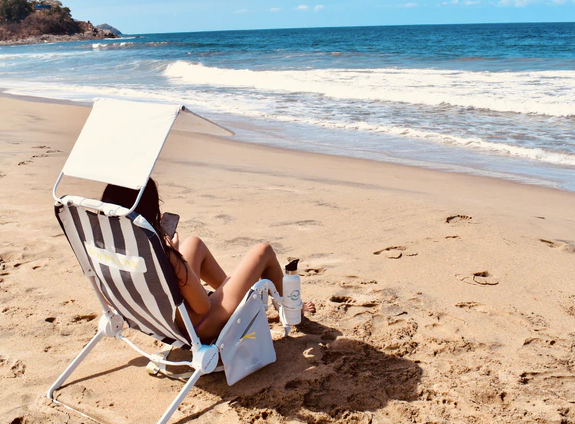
[[0, 0, 33, 24], [24, 0, 78, 35], [0, 0, 79, 37], [0, 0, 116, 41]]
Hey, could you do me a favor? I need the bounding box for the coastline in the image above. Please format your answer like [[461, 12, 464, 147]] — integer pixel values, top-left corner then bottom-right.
[[1, 23, 574, 194], [2, 95, 575, 423], [2, 90, 574, 196]]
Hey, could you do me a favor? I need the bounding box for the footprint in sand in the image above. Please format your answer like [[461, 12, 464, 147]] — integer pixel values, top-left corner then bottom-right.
[[214, 214, 235, 224], [455, 271, 499, 286], [3, 359, 26, 378], [340, 277, 378, 288], [561, 295, 575, 317], [519, 370, 575, 403], [454, 302, 516, 321], [522, 337, 557, 347], [301, 267, 326, 276], [272, 220, 322, 231], [226, 236, 263, 247], [17, 160, 32, 166], [71, 313, 98, 323], [329, 287, 384, 308], [446, 215, 472, 224], [373, 245, 418, 259], [539, 239, 575, 253]]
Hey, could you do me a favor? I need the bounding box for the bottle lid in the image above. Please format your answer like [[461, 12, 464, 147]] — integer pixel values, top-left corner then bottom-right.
[[285, 259, 299, 275]]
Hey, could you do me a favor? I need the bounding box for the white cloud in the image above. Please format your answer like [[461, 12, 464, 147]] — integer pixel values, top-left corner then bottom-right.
[[465, 0, 481, 4], [498, 0, 536, 6], [314, 4, 325, 11], [296, 4, 309, 10], [498, 0, 571, 4], [270, 7, 282, 12], [403, 2, 418, 6], [234, 8, 247, 14]]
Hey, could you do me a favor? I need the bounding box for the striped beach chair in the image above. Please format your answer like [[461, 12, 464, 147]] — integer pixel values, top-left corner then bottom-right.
[[47, 99, 293, 423]]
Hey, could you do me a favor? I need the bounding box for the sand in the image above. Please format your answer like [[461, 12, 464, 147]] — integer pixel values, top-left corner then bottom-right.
[[1, 95, 575, 424]]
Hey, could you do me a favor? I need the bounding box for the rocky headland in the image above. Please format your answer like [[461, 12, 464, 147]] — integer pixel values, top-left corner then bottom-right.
[[0, 1, 120, 45]]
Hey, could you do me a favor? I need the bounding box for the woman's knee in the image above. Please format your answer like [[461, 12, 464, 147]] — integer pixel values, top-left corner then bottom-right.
[[181, 235, 204, 252], [179, 236, 208, 262], [251, 242, 275, 260]]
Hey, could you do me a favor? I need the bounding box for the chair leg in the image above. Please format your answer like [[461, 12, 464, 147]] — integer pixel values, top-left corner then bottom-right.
[[156, 368, 203, 424], [47, 330, 106, 400]]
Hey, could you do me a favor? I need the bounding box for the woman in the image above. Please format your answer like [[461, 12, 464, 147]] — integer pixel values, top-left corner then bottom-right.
[[102, 178, 314, 343]]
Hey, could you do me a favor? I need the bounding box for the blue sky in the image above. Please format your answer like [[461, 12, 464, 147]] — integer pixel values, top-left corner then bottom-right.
[[63, 0, 575, 34]]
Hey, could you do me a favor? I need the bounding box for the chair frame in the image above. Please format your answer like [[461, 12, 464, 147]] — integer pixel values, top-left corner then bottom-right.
[[47, 195, 291, 424]]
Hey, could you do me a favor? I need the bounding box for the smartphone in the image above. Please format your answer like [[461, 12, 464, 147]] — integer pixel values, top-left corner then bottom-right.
[[160, 212, 180, 238]]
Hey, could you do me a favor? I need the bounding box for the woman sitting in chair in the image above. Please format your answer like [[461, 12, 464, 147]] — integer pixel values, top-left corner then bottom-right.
[[102, 178, 314, 343]]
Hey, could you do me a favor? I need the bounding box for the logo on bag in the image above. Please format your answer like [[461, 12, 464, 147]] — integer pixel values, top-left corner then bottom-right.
[[84, 242, 147, 273], [288, 290, 300, 301], [241, 332, 256, 340]]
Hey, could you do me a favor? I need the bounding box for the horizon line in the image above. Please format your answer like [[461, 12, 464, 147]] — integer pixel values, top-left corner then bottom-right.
[[119, 20, 575, 36]]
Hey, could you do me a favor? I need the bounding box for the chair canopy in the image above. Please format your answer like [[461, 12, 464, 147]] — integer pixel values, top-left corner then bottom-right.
[[56, 98, 234, 193]]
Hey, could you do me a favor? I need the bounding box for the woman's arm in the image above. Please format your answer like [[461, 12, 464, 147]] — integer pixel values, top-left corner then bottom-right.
[[167, 249, 210, 316]]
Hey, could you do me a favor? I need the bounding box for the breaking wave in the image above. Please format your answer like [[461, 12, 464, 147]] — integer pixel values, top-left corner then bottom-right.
[[164, 61, 575, 117]]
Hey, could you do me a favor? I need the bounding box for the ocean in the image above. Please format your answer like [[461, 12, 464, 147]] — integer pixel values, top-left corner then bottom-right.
[[1, 23, 574, 191]]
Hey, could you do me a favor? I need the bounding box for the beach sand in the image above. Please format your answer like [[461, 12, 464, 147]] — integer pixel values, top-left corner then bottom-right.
[[1, 95, 575, 424]]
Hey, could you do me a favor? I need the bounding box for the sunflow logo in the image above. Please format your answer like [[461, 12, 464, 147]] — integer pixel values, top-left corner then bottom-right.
[[241, 332, 256, 340], [84, 242, 147, 273], [288, 290, 300, 302]]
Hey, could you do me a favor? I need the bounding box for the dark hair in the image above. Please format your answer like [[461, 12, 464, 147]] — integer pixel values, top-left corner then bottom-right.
[[102, 178, 162, 230], [101, 178, 187, 285]]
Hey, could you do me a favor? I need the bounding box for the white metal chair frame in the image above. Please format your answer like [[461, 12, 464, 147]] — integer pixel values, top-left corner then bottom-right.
[[47, 195, 292, 424], [46, 98, 295, 423]]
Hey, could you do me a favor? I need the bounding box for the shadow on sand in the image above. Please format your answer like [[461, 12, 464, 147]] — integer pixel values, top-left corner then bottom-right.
[[175, 317, 422, 423]]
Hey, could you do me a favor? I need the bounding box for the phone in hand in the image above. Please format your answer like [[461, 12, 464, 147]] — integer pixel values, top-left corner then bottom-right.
[[160, 212, 180, 239]]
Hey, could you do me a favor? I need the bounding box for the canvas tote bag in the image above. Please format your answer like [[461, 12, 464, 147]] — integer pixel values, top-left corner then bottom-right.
[[216, 289, 277, 385]]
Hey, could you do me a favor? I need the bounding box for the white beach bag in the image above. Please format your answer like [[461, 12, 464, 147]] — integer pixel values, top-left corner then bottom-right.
[[216, 290, 276, 385]]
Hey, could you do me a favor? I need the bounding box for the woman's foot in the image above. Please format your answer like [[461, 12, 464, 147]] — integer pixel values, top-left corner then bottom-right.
[[267, 300, 315, 323], [302, 300, 316, 314]]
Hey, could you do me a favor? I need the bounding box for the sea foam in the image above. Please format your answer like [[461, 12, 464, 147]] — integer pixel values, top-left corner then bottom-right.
[[164, 61, 575, 117]]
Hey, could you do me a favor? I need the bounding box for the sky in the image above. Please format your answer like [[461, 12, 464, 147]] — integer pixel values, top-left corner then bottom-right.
[[63, 0, 575, 34]]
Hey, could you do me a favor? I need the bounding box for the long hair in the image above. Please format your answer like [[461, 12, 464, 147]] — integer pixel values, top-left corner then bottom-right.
[[101, 178, 188, 286]]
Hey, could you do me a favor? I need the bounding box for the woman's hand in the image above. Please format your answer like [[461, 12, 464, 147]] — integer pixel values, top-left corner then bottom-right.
[[171, 231, 180, 251]]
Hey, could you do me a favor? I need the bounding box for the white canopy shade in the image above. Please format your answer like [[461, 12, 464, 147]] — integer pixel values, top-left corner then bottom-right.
[[60, 98, 233, 191]]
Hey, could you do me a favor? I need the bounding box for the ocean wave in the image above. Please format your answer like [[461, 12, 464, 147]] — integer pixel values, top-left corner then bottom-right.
[[92, 42, 135, 49], [1, 76, 574, 168], [0, 51, 90, 60], [263, 114, 575, 167], [163, 61, 575, 117], [90, 41, 168, 50], [387, 128, 575, 167]]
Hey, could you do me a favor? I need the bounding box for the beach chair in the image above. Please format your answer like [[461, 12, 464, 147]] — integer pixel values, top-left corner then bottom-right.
[[48, 99, 295, 424]]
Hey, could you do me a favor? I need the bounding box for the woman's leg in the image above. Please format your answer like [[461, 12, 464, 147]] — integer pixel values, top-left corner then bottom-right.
[[196, 243, 283, 341], [179, 236, 227, 290]]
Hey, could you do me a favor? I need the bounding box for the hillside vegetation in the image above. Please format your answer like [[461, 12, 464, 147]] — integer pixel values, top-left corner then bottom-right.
[[0, 0, 117, 43]]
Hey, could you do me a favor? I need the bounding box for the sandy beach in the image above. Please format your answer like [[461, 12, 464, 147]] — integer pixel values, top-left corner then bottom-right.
[[1, 95, 575, 423]]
